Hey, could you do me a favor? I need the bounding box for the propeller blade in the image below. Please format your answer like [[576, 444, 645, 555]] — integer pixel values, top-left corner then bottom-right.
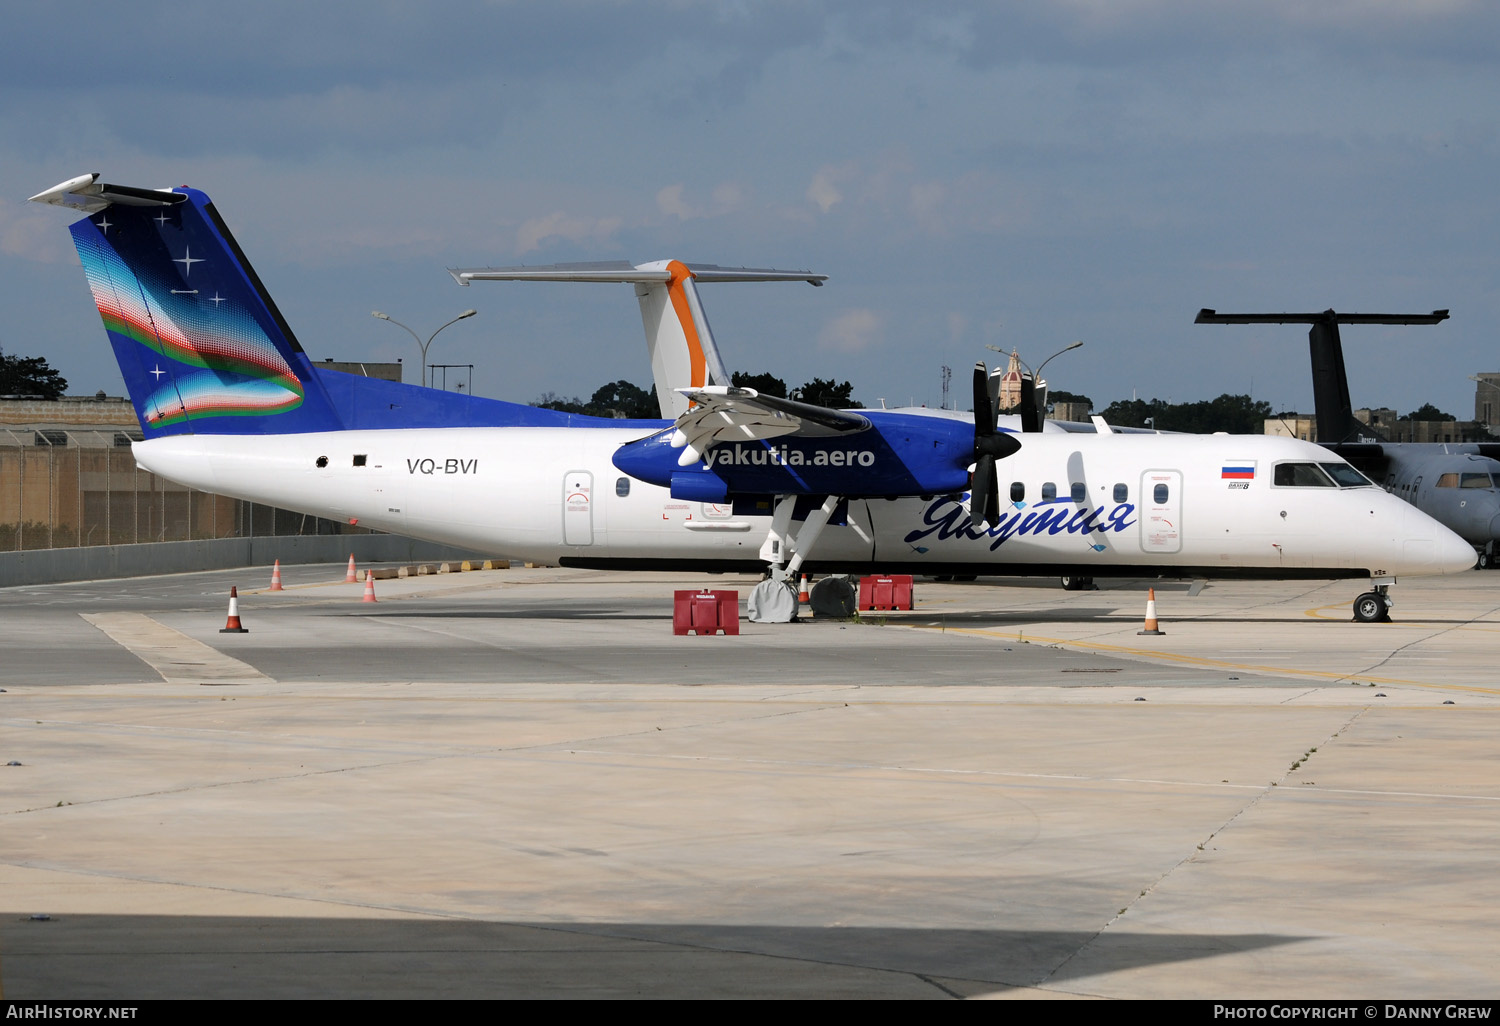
[[972, 362, 993, 434], [1019, 376, 1041, 433], [971, 454, 999, 528]]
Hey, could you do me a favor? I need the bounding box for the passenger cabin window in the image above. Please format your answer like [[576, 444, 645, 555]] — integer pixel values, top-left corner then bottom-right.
[[352, 454, 367, 467], [1041, 482, 1057, 501], [616, 477, 631, 497], [1153, 483, 1169, 504], [1273, 462, 1336, 487], [1070, 482, 1087, 503], [1461, 473, 1493, 489], [1437, 473, 1459, 488], [1010, 482, 1025, 502], [1113, 483, 1128, 502]]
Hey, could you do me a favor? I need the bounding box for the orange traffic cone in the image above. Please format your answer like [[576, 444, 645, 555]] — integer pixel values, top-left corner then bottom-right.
[[798, 574, 811, 604], [361, 569, 377, 603], [345, 553, 358, 583], [220, 586, 249, 633], [1137, 587, 1165, 635], [269, 559, 283, 591]]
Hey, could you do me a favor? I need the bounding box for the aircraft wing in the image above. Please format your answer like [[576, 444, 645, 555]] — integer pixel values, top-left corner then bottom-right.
[[670, 386, 870, 467]]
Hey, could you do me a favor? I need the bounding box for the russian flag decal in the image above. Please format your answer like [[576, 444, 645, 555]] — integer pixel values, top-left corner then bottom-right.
[[1222, 461, 1256, 480]]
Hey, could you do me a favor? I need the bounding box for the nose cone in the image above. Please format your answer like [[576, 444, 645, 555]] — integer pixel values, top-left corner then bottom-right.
[[1385, 503, 1476, 576], [1437, 525, 1480, 574], [1415, 508, 1479, 574]]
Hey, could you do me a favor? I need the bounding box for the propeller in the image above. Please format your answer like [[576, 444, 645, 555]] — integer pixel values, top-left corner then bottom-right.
[[970, 362, 1022, 527]]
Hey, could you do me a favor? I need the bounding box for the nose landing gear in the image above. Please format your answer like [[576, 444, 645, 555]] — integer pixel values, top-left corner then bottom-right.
[[1352, 585, 1392, 623]]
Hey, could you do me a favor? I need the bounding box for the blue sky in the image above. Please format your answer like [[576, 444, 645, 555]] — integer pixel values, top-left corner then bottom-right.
[[3, 1, 1496, 417]]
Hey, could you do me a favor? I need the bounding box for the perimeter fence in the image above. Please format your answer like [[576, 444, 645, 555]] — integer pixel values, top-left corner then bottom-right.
[[0, 426, 367, 552]]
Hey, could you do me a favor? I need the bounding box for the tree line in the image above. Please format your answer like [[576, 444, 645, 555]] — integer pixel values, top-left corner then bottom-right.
[[0, 346, 1465, 434], [533, 375, 1467, 434], [532, 372, 862, 418], [0, 346, 68, 398]]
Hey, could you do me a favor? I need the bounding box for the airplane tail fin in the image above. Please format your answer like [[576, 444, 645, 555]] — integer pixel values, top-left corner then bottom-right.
[[31, 173, 343, 437], [1195, 308, 1449, 444], [450, 260, 825, 418]]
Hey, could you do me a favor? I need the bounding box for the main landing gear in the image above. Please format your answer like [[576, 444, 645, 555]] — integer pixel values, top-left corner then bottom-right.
[[750, 494, 856, 622], [1352, 585, 1392, 623]]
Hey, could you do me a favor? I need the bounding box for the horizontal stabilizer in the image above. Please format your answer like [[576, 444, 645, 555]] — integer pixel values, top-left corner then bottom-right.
[[29, 173, 187, 215], [1196, 308, 1449, 326], [449, 261, 825, 286]]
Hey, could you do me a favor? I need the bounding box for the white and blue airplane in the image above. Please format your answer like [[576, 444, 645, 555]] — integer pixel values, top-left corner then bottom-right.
[[30, 173, 1477, 623]]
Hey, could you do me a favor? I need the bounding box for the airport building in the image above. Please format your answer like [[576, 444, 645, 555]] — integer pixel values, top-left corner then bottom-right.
[[1264, 396, 1494, 445]]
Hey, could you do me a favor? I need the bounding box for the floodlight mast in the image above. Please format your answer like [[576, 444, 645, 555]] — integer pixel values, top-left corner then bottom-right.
[[371, 309, 478, 387]]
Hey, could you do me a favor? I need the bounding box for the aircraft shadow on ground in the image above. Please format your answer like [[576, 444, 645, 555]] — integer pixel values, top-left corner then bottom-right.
[[1, 913, 1305, 998]]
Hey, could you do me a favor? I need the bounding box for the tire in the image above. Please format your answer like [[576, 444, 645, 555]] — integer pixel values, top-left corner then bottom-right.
[[1353, 592, 1386, 623], [1061, 576, 1094, 591], [1480, 552, 1491, 570]]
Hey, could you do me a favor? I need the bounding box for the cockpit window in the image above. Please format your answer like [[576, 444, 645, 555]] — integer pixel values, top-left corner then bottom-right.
[[1319, 462, 1373, 488], [1461, 473, 1493, 489], [1437, 473, 1459, 488], [1273, 462, 1336, 487]]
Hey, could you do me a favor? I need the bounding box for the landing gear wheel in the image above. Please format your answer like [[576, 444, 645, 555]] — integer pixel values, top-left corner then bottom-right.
[[1061, 576, 1095, 591], [1480, 551, 1491, 570], [1352, 592, 1389, 623]]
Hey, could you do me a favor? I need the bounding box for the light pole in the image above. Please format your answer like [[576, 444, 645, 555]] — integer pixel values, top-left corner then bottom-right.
[[1034, 340, 1084, 383], [371, 309, 477, 388]]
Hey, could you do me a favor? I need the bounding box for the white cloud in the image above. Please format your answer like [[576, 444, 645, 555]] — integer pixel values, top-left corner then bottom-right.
[[711, 182, 746, 211], [657, 181, 748, 220], [0, 201, 76, 264], [819, 308, 883, 353], [806, 166, 845, 213], [657, 184, 694, 219], [514, 212, 623, 256]]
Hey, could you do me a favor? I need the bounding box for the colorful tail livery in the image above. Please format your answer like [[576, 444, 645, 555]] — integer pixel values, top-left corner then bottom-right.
[[30, 174, 595, 436], [31, 173, 341, 436]]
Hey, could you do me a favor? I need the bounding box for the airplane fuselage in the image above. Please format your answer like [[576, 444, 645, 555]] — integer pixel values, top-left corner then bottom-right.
[[133, 427, 1474, 580]]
